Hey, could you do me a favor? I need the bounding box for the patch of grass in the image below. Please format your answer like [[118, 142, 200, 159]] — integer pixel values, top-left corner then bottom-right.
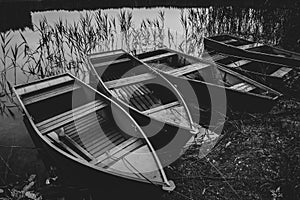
[[163, 97, 300, 200]]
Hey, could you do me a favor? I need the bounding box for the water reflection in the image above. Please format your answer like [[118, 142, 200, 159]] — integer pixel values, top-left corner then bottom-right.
[[0, 109, 46, 184]]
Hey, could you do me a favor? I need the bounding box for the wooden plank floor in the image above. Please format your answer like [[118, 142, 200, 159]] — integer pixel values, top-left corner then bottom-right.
[[105, 75, 191, 127], [106, 74, 161, 112], [62, 110, 127, 162]]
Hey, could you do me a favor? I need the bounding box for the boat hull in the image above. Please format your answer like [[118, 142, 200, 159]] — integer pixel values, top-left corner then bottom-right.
[[224, 67, 298, 94], [161, 72, 277, 116], [204, 37, 300, 68], [204, 37, 299, 93], [135, 48, 280, 117]]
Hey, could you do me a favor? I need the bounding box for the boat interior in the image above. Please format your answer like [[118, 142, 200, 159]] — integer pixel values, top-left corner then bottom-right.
[[137, 49, 279, 98], [89, 50, 191, 128], [204, 51, 294, 78], [14, 74, 166, 184]]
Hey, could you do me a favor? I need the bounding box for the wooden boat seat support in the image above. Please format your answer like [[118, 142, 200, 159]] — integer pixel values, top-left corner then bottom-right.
[[168, 63, 211, 77], [142, 101, 180, 115], [105, 73, 156, 89], [37, 100, 107, 135], [141, 52, 177, 63]]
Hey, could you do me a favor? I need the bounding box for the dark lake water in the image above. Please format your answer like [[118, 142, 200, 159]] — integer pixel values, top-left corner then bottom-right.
[[0, 2, 300, 198]]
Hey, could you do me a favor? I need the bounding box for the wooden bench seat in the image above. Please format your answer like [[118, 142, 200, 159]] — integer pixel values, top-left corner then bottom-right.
[[92, 58, 131, 68], [142, 101, 180, 115], [237, 43, 264, 50], [105, 73, 156, 89], [229, 82, 256, 92], [167, 63, 211, 77], [227, 59, 252, 68], [89, 50, 124, 59], [37, 100, 107, 135], [141, 52, 176, 63], [270, 67, 293, 78], [23, 83, 80, 105], [221, 38, 237, 44], [16, 76, 73, 96]]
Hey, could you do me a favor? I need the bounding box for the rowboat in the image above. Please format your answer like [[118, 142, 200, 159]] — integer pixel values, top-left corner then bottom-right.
[[87, 50, 216, 153], [205, 34, 300, 68], [136, 48, 282, 115], [201, 45, 299, 93], [13, 73, 176, 194]]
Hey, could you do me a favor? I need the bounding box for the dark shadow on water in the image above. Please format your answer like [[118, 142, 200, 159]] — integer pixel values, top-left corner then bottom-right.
[[0, 0, 300, 32], [0, 3, 33, 33]]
